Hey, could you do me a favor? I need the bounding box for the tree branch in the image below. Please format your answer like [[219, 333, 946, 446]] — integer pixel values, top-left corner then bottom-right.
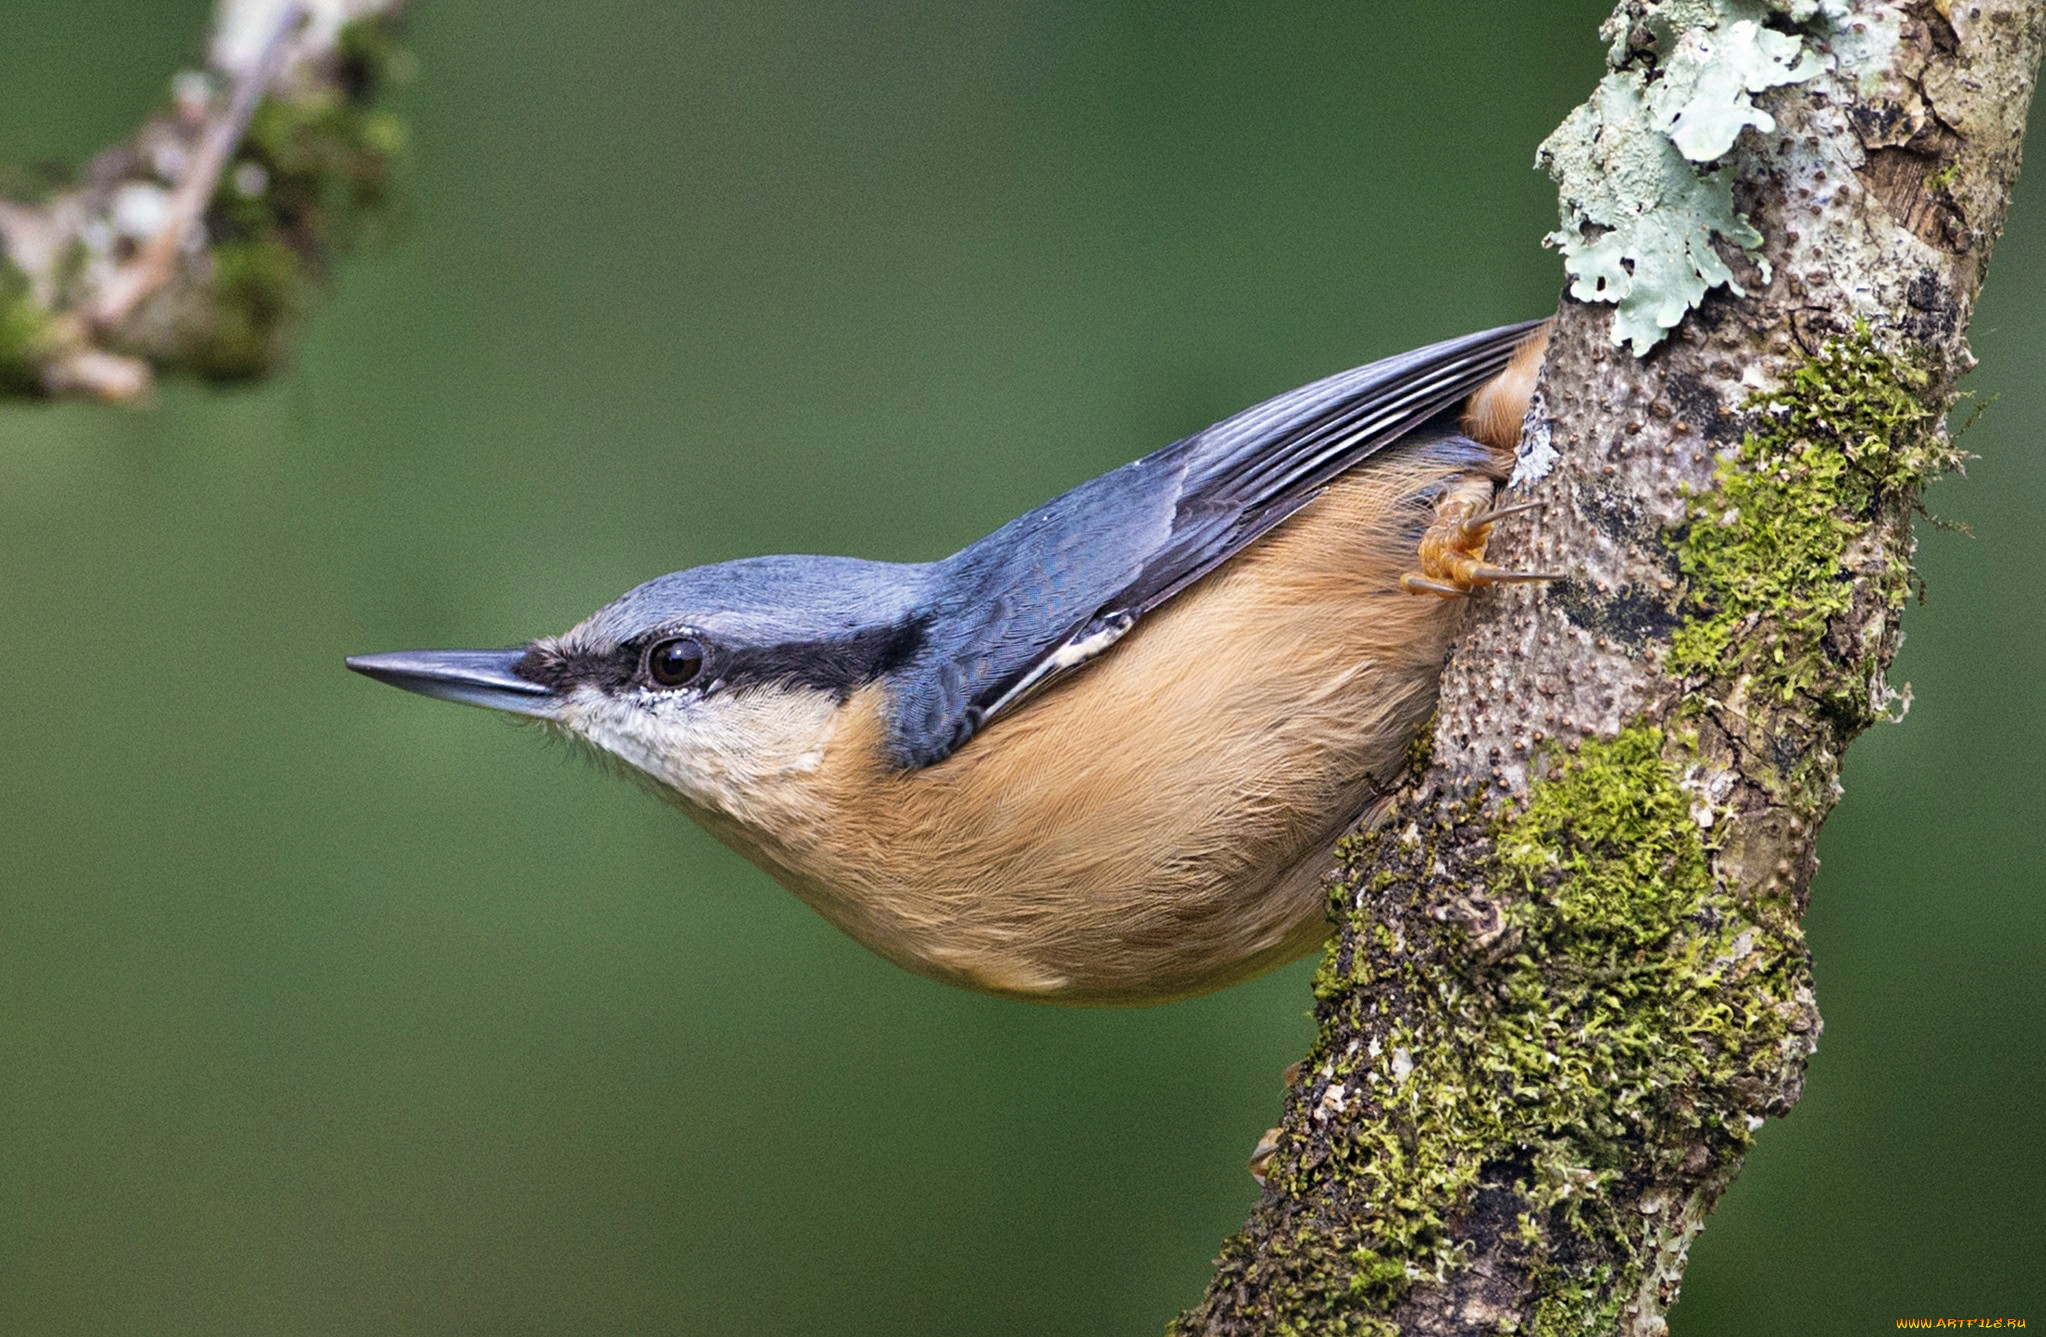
[[1178, 2, 2045, 1333], [0, 0, 411, 403]]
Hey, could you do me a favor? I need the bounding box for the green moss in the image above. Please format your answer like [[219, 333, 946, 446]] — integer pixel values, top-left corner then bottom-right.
[[1669, 326, 1951, 708], [1201, 727, 1807, 1329], [231, 79, 404, 251], [182, 238, 303, 381], [1196, 329, 1933, 1330], [1528, 1275, 1625, 1337], [1202, 330, 1936, 1329], [0, 255, 55, 396], [169, 15, 407, 382]]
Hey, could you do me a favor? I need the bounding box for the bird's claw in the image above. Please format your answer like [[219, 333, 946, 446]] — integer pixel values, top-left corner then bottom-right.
[[1401, 486, 1561, 598], [1451, 498, 1544, 544]]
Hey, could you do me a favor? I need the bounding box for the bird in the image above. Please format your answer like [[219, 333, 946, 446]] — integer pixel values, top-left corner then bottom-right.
[[348, 319, 1553, 1006]]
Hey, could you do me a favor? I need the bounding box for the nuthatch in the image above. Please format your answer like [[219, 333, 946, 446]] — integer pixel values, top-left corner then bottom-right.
[[349, 321, 1551, 1004]]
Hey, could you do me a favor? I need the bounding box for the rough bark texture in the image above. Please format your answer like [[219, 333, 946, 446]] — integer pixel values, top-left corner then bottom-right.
[[0, 0, 411, 403], [1179, 3, 2045, 1334]]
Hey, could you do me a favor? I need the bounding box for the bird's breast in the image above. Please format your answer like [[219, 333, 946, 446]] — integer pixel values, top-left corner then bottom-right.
[[689, 450, 1488, 1005]]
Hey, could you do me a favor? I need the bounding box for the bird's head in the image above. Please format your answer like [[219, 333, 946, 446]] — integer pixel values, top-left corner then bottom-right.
[[347, 555, 934, 819]]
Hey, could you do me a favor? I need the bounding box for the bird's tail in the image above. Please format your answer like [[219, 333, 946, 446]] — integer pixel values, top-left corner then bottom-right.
[[1462, 321, 1552, 453]]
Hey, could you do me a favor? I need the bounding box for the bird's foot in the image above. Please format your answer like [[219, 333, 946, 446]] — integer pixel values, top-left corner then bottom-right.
[[1400, 481, 1561, 598]]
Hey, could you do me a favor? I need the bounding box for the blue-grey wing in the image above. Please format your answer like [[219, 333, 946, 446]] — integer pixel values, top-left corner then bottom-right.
[[883, 319, 1543, 768]]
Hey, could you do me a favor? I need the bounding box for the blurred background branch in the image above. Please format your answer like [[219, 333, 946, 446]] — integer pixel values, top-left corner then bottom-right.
[[0, 0, 410, 402]]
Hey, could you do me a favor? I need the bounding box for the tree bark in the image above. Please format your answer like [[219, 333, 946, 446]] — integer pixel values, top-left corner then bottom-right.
[[1179, 2, 2044, 1333], [0, 0, 411, 403]]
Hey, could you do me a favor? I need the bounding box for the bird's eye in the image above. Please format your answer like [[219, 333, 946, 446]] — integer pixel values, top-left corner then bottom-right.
[[646, 637, 705, 688]]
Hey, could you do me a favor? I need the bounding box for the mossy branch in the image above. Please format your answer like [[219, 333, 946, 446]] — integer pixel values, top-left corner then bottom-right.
[[1178, 3, 2045, 1333], [0, 0, 412, 403]]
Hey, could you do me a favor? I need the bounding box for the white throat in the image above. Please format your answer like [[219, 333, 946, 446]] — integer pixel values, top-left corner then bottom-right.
[[558, 683, 845, 826]]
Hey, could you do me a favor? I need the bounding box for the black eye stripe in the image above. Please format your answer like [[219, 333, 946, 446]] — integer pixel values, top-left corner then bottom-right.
[[521, 615, 929, 699], [709, 617, 928, 700], [513, 642, 632, 693]]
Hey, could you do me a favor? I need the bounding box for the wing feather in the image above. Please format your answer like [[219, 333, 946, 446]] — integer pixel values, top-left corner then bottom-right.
[[885, 319, 1544, 767]]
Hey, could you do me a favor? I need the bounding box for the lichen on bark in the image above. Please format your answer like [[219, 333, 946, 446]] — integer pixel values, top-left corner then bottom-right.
[[1539, 0, 1831, 356], [1180, 2, 2045, 1332]]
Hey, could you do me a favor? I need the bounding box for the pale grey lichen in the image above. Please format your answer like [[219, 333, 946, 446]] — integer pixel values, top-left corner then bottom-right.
[[1768, 0, 1902, 95], [1511, 412, 1559, 487], [1540, 0, 1827, 355], [1652, 19, 1821, 159], [1540, 76, 1766, 357]]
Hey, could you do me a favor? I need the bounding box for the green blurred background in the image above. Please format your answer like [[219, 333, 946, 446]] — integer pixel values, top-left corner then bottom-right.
[[2, 2, 2040, 1332]]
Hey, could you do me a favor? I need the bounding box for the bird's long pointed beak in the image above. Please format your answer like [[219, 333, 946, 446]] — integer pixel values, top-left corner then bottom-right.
[[345, 648, 560, 718]]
